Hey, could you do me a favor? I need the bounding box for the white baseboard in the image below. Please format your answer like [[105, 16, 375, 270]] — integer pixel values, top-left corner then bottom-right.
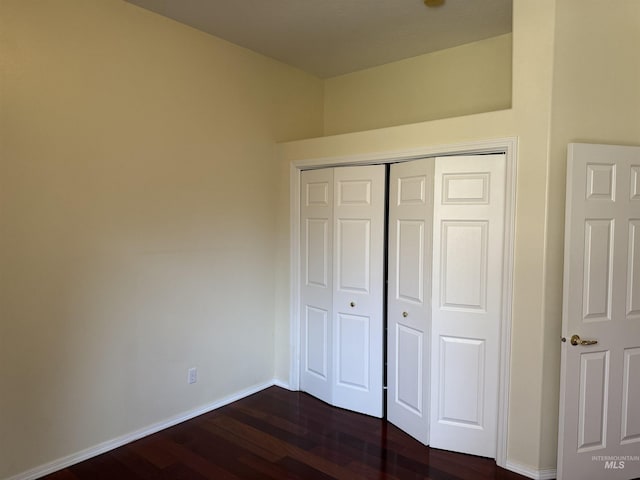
[[506, 461, 557, 480], [7, 380, 279, 480], [272, 378, 293, 390]]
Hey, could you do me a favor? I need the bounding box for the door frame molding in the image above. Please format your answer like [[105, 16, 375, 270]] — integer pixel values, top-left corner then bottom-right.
[[288, 137, 518, 468]]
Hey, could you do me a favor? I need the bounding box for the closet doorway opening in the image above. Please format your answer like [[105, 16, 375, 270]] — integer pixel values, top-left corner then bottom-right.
[[289, 138, 517, 469]]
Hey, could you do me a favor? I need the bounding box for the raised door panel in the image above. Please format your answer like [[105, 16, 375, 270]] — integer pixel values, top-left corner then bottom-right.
[[442, 173, 490, 204], [397, 220, 425, 303], [336, 313, 370, 390], [582, 219, 614, 322], [438, 337, 485, 427], [336, 219, 371, 293], [395, 324, 424, 415], [305, 219, 329, 288], [628, 221, 640, 320], [621, 347, 640, 444], [631, 167, 640, 200], [577, 351, 610, 452], [440, 221, 488, 311], [338, 179, 372, 205], [304, 306, 328, 379], [586, 164, 616, 200]]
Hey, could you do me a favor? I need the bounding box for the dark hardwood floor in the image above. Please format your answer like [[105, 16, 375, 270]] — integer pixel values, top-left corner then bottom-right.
[[43, 386, 531, 480]]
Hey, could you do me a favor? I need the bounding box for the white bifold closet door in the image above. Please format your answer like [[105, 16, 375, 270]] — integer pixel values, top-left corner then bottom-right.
[[302, 155, 506, 458], [300, 165, 385, 418], [388, 154, 506, 459]]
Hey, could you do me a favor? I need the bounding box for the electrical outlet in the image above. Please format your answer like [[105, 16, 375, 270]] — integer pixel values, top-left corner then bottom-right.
[[188, 367, 197, 384]]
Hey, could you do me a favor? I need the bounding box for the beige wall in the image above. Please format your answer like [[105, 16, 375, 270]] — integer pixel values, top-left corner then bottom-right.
[[324, 34, 513, 136], [0, 1, 323, 478], [541, 0, 640, 466], [276, 0, 557, 474]]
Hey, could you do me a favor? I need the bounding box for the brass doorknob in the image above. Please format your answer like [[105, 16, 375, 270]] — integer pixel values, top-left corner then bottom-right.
[[350, 302, 356, 307], [402, 311, 408, 317], [570, 334, 598, 346]]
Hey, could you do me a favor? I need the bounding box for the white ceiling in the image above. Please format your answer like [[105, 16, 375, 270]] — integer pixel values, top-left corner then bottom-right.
[[126, 0, 512, 78]]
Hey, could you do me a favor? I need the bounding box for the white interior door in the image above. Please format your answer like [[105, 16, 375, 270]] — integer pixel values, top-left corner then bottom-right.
[[387, 158, 434, 444], [558, 143, 640, 480], [300, 168, 334, 405], [429, 154, 506, 458], [300, 165, 385, 418], [332, 165, 385, 417]]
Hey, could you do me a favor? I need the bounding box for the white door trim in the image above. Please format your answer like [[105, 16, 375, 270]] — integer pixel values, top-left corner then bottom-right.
[[288, 137, 517, 469]]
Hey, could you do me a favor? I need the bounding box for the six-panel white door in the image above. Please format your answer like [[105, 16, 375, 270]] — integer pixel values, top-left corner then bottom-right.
[[300, 165, 385, 418], [387, 158, 434, 444], [558, 143, 640, 480], [429, 154, 506, 458]]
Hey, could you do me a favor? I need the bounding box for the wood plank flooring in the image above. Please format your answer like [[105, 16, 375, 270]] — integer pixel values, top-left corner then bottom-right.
[[43, 386, 532, 480]]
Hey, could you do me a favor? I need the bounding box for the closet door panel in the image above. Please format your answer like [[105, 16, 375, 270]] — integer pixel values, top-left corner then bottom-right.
[[300, 169, 334, 404], [430, 154, 506, 458], [387, 158, 434, 444], [332, 165, 385, 418]]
